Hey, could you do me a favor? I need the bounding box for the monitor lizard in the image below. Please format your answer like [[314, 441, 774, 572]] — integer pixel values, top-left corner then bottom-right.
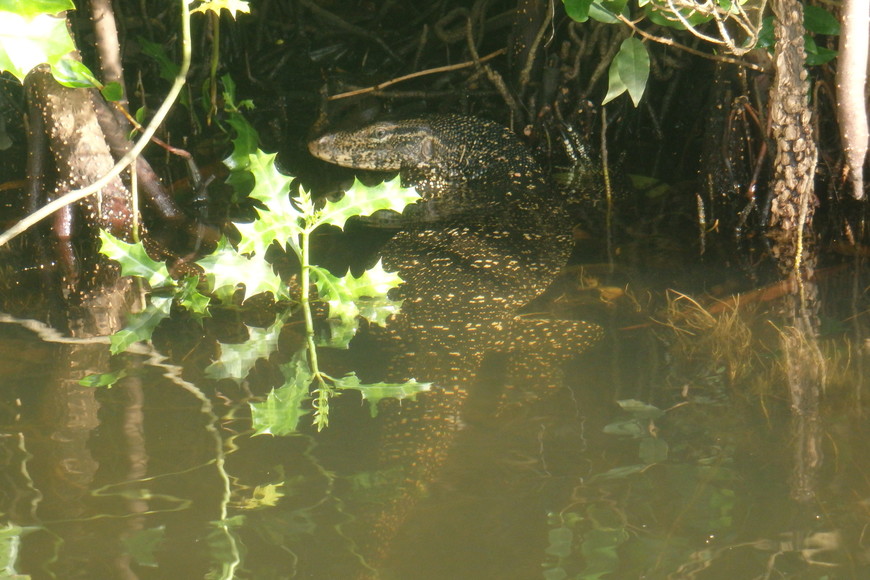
[[309, 113, 603, 576]]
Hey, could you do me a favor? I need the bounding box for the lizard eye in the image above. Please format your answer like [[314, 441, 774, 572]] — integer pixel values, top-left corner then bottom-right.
[[374, 128, 388, 140]]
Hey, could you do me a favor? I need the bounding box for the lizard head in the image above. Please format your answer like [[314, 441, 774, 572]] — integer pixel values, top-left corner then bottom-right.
[[308, 119, 438, 172]]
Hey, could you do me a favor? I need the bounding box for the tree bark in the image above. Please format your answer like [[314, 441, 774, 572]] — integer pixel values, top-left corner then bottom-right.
[[768, 0, 818, 276]]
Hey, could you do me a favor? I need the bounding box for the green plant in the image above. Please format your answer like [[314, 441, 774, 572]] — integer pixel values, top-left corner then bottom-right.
[[561, 0, 838, 106], [100, 99, 430, 432]]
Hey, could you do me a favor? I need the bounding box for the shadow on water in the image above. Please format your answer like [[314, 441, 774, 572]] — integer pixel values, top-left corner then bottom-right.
[[1, 257, 870, 579]]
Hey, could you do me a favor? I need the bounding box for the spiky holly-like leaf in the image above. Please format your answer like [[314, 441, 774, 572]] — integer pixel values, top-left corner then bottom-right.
[[196, 237, 285, 302], [312, 260, 403, 324], [110, 295, 174, 354], [250, 349, 312, 435], [175, 275, 212, 319], [205, 316, 284, 381], [315, 177, 421, 231], [334, 372, 431, 417], [232, 149, 302, 256], [190, 0, 250, 18], [99, 230, 172, 289]]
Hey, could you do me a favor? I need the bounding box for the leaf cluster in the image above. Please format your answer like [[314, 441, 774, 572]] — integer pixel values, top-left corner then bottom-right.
[[562, 0, 840, 107], [98, 82, 428, 432]]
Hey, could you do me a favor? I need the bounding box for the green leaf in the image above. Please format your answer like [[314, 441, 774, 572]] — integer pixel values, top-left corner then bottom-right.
[[803, 5, 839, 36], [101, 81, 124, 101], [196, 237, 285, 302], [51, 57, 100, 88], [580, 526, 628, 579], [79, 369, 128, 388], [644, 0, 711, 29], [224, 113, 262, 172], [310, 259, 405, 345], [110, 295, 174, 354], [99, 230, 173, 289], [175, 275, 212, 319], [615, 399, 663, 419], [205, 316, 285, 381], [250, 350, 312, 435], [803, 36, 837, 66], [356, 294, 404, 327], [190, 0, 251, 18], [0, 1, 75, 14], [320, 318, 359, 349], [805, 45, 837, 66], [334, 372, 431, 417], [601, 59, 626, 105], [588, 0, 621, 23], [122, 526, 165, 568], [757, 15, 774, 49], [614, 37, 649, 106], [234, 200, 301, 258], [222, 73, 239, 109], [0, 11, 76, 82], [230, 149, 301, 255], [315, 177, 421, 231], [138, 36, 179, 82], [639, 437, 669, 463], [562, 0, 593, 22]]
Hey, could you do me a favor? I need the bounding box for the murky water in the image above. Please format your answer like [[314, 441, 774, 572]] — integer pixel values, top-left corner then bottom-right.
[[1, 262, 869, 580]]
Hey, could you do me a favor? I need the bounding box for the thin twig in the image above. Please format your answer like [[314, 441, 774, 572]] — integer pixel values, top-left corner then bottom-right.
[[616, 14, 765, 72], [328, 48, 506, 100]]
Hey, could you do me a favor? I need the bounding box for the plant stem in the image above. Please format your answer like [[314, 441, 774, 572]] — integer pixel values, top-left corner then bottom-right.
[[208, 10, 220, 124], [300, 222, 331, 430]]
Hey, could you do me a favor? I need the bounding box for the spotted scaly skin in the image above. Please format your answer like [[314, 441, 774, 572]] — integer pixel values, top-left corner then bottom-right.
[[309, 114, 602, 575]]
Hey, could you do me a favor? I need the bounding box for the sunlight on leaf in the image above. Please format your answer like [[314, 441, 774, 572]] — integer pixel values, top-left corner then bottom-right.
[[356, 294, 404, 328], [589, 0, 624, 23], [196, 237, 286, 302], [312, 260, 404, 327], [51, 57, 101, 88], [100, 81, 124, 101], [190, 0, 251, 18], [232, 149, 302, 256], [0, 10, 75, 82], [316, 177, 421, 231]]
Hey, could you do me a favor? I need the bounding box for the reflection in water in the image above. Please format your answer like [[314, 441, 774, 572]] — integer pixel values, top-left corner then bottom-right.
[[1, 264, 870, 578]]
